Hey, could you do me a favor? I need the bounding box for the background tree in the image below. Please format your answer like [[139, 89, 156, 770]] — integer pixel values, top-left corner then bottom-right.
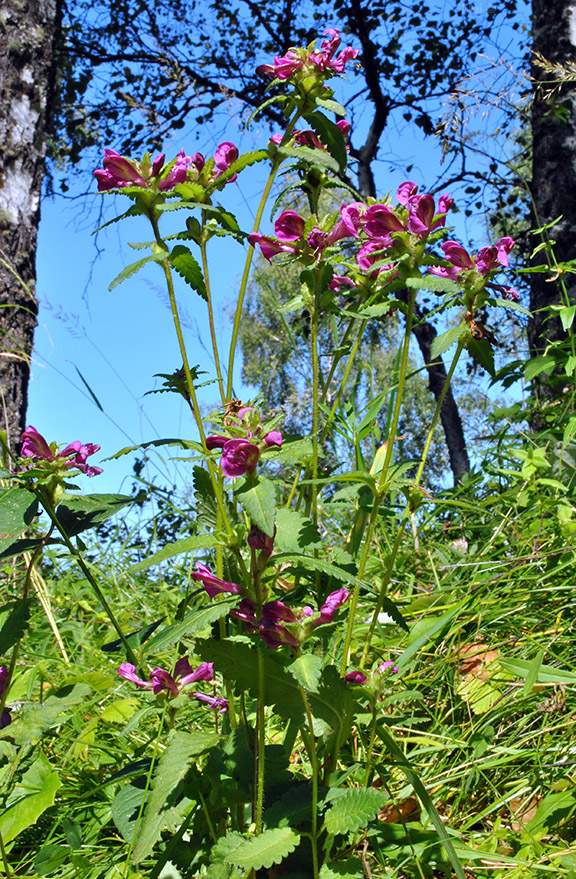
[[0, 0, 60, 449]]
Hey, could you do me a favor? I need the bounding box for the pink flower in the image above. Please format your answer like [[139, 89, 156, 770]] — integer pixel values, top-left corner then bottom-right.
[[357, 240, 394, 272], [264, 430, 283, 447], [441, 240, 474, 269], [158, 149, 191, 191], [336, 119, 351, 137], [407, 194, 447, 237], [206, 435, 260, 477], [365, 204, 405, 238], [20, 426, 103, 477], [259, 623, 299, 649], [496, 237, 515, 267], [275, 210, 306, 242], [377, 660, 399, 675], [345, 670, 367, 685], [248, 525, 275, 557], [118, 658, 214, 696], [192, 563, 243, 598], [93, 149, 146, 191], [213, 141, 239, 183], [248, 233, 297, 262], [230, 598, 259, 631], [317, 588, 350, 624], [220, 438, 260, 477], [191, 692, 228, 713], [396, 180, 419, 205], [257, 49, 303, 80]]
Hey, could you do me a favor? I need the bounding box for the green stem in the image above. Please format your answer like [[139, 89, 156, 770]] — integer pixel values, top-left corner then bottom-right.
[[39, 494, 138, 665], [255, 648, 266, 834], [300, 686, 320, 879], [200, 215, 226, 404], [226, 114, 301, 401], [319, 319, 367, 445], [340, 289, 416, 673], [308, 291, 321, 527], [0, 829, 11, 879], [360, 337, 466, 666]]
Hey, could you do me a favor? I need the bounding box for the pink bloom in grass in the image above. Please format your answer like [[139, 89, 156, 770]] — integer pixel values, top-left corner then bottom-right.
[[230, 598, 259, 631], [430, 237, 516, 281], [20, 426, 103, 477], [118, 658, 214, 696], [377, 660, 399, 675], [192, 692, 229, 713], [264, 430, 283, 447], [317, 588, 350, 625], [192, 563, 243, 599], [345, 670, 367, 685]]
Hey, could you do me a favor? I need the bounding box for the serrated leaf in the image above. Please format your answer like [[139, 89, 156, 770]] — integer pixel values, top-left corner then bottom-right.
[[128, 534, 220, 573], [303, 111, 347, 172], [319, 859, 363, 877], [0, 487, 38, 554], [56, 493, 135, 536], [212, 827, 300, 871], [405, 275, 461, 295], [288, 655, 323, 692], [277, 145, 340, 173], [108, 252, 166, 291], [132, 729, 219, 862], [275, 508, 321, 553], [235, 475, 276, 537], [430, 326, 465, 360], [466, 336, 495, 377], [145, 600, 236, 652], [314, 97, 347, 116], [0, 599, 33, 655], [170, 245, 207, 300], [196, 639, 305, 722], [324, 788, 385, 835]]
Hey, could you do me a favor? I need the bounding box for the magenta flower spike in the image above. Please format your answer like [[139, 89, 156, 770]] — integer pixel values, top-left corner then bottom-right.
[[20, 427, 103, 477], [496, 237, 515, 266], [192, 692, 229, 713], [377, 661, 399, 674], [396, 180, 419, 205], [248, 233, 297, 262], [264, 431, 283, 448], [407, 193, 441, 236], [119, 657, 216, 696], [20, 426, 54, 461], [118, 663, 154, 689], [158, 149, 191, 191], [192, 563, 243, 598], [365, 205, 406, 238], [259, 622, 300, 650], [93, 149, 147, 191]]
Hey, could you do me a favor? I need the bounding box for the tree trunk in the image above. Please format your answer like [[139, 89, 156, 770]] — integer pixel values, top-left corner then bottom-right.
[[0, 0, 59, 451], [529, 0, 576, 360]]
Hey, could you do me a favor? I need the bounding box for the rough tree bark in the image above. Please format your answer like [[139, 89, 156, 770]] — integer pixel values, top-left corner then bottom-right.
[[0, 0, 60, 451], [529, 0, 576, 361]]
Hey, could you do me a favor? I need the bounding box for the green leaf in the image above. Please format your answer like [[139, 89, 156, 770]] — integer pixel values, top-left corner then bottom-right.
[[132, 729, 219, 863], [108, 252, 166, 291], [0, 752, 60, 845], [319, 860, 364, 878], [101, 617, 165, 653], [0, 487, 38, 554], [405, 275, 461, 295], [430, 326, 465, 360], [376, 722, 466, 879], [34, 844, 71, 876], [92, 203, 144, 233], [314, 97, 347, 116], [309, 666, 354, 739], [524, 354, 556, 381], [235, 475, 276, 537], [0, 599, 33, 655], [498, 656, 576, 684], [128, 534, 220, 573], [265, 437, 314, 465], [277, 145, 340, 173], [196, 639, 305, 722], [212, 827, 300, 871], [303, 111, 347, 172], [275, 508, 321, 553], [560, 305, 576, 331], [288, 655, 323, 693], [145, 600, 236, 652], [170, 245, 207, 300], [324, 788, 385, 835], [466, 337, 495, 377], [56, 493, 135, 536]]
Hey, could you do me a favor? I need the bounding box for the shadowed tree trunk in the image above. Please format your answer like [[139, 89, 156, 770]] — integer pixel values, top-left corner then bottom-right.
[[0, 0, 60, 451], [529, 0, 576, 363]]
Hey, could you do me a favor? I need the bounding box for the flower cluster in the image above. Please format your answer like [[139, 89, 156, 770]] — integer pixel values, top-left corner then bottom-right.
[[249, 203, 361, 264], [20, 426, 103, 478], [270, 119, 351, 151], [118, 657, 228, 712], [94, 143, 239, 193], [206, 405, 282, 478], [430, 237, 518, 299], [257, 29, 358, 83]]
